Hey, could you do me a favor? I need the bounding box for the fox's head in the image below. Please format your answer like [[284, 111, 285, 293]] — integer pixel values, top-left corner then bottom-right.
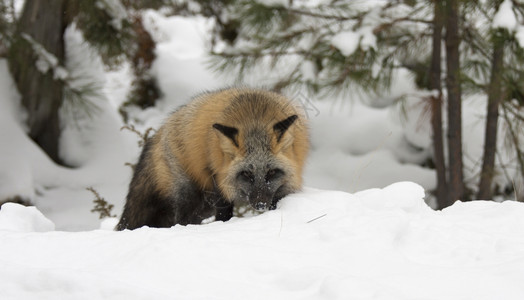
[[210, 91, 307, 211]]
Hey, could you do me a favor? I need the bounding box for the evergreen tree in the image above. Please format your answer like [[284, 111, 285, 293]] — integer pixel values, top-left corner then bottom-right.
[[5, 0, 163, 164], [4, 0, 239, 163], [211, 0, 524, 207], [428, 0, 448, 208], [444, 0, 465, 205], [460, 0, 524, 200], [478, 14, 507, 200], [0, 0, 14, 56], [476, 0, 524, 200], [8, 0, 69, 164]]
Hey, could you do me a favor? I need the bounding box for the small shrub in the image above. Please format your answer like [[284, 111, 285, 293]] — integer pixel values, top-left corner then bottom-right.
[[87, 187, 116, 219]]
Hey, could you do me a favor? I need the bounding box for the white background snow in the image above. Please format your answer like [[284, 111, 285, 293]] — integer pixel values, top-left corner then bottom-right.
[[1, 5, 524, 300]]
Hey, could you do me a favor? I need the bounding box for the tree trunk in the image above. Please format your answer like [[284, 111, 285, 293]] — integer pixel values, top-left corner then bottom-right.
[[444, 0, 464, 206], [477, 33, 504, 200], [429, 0, 449, 209], [8, 0, 68, 164], [129, 14, 160, 109]]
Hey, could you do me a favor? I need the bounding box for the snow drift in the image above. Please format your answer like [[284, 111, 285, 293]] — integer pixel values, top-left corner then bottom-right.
[[1, 182, 524, 299]]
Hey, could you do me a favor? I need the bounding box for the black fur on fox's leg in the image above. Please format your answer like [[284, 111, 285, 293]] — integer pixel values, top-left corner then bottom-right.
[[116, 139, 213, 230], [116, 192, 173, 230], [172, 184, 214, 225], [117, 182, 214, 229], [206, 176, 233, 222], [214, 198, 233, 222]]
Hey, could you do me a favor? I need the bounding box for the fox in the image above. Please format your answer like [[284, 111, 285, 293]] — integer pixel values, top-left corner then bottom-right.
[[116, 87, 309, 230]]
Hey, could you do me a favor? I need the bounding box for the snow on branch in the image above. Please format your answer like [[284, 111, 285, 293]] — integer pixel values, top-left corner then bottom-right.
[[95, 0, 128, 31], [21, 33, 68, 80], [492, 0, 518, 32], [517, 27, 524, 48], [491, 0, 524, 48], [255, 0, 288, 7], [331, 31, 360, 56]]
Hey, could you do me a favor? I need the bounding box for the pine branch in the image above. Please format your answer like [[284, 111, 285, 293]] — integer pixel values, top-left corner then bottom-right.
[[286, 7, 361, 21]]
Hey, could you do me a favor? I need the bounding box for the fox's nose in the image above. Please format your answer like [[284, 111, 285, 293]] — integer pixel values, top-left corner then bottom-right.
[[254, 202, 267, 211]]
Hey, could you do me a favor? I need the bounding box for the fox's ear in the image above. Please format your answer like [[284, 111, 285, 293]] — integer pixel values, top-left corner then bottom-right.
[[273, 115, 298, 143], [213, 123, 239, 148]]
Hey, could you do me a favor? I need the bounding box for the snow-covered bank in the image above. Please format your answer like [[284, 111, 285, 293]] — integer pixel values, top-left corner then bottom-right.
[[1, 182, 524, 299]]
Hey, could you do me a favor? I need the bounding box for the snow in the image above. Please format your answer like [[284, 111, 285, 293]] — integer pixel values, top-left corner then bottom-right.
[[517, 26, 524, 48], [330, 26, 376, 57], [0, 59, 50, 202], [1, 7, 524, 299], [255, 0, 289, 7], [331, 31, 360, 56], [143, 11, 222, 107], [305, 100, 435, 193], [143, 11, 211, 60], [359, 26, 377, 51], [0, 203, 54, 232], [492, 0, 517, 32], [1, 182, 524, 299], [358, 6, 380, 51], [61, 25, 136, 170], [21, 33, 69, 80]]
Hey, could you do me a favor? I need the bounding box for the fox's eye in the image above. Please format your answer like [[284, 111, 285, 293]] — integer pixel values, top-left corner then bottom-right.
[[238, 170, 254, 183], [265, 169, 284, 182]]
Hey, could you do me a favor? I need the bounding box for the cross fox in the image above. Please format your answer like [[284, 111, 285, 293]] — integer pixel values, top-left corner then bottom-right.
[[116, 88, 309, 230]]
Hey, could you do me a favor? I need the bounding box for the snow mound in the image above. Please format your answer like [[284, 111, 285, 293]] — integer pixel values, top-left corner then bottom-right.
[[0, 203, 55, 232], [99, 217, 119, 230], [355, 181, 431, 213], [1, 182, 524, 299]]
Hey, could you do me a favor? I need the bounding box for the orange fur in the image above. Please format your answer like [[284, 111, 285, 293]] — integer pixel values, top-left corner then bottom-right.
[[161, 88, 309, 197], [117, 87, 309, 229]]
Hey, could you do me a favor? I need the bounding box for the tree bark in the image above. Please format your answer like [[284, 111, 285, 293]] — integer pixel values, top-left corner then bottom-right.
[[129, 14, 160, 109], [477, 33, 504, 200], [8, 0, 68, 164], [444, 0, 464, 206], [429, 0, 449, 209]]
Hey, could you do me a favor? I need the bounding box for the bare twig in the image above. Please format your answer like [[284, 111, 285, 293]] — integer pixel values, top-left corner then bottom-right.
[[306, 213, 327, 223], [120, 124, 155, 147], [87, 187, 116, 219]]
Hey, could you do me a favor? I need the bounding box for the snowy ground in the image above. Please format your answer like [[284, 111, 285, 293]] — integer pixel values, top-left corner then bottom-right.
[[2, 182, 524, 299], [1, 10, 524, 299]]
